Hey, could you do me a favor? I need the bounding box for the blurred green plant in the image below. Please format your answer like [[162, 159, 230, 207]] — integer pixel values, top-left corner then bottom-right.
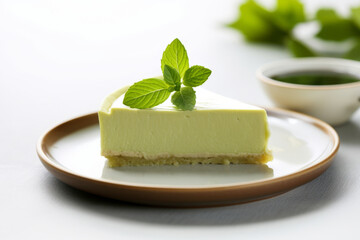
[[228, 0, 360, 60]]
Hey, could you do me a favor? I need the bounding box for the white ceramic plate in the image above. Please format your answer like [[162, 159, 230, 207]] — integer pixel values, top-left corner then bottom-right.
[[37, 109, 339, 207]]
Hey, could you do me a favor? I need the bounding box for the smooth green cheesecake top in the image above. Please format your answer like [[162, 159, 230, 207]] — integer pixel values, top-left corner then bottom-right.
[[99, 87, 270, 159]]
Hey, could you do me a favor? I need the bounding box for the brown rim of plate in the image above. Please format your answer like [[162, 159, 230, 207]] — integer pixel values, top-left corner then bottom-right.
[[36, 108, 339, 207]]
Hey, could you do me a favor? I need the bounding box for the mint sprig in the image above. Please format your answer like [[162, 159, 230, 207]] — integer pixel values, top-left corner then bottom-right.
[[123, 39, 211, 111], [228, 0, 360, 59]]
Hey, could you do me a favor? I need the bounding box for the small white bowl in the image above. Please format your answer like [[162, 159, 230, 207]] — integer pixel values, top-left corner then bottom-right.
[[257, 58, 360, 126]]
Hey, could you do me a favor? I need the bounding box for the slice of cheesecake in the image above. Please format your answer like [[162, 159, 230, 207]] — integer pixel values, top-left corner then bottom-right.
[[98, 86, 272, 167]]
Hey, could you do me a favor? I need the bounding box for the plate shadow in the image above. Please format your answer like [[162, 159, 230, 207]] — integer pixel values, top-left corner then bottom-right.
[[43, 155, 345, 226]]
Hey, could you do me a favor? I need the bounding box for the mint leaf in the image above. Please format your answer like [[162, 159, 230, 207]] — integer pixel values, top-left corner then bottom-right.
[[273, 0, 306, 32], [343, 41, 360, 60], [163, 65, 181, 91], [171, 87, 196, 111], [123, 78, 171, 109], [228, 0, 305, 44], [161, 38, 189, 78], [183, 65, 212, 87], [286, 38, 316, 57], [228, 0, 286, 44], [316, 9, 340, 24], [315, 8, 360, 41], [351, 7, 360, 28], [316, 20, 359, 41]]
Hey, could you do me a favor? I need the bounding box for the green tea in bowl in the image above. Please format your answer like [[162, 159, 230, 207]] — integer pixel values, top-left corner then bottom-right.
[[271, 71, 360, 86], [257, 58, 360, 125]]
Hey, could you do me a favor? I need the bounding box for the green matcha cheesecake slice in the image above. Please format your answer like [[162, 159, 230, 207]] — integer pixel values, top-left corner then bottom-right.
[[98, 86, 272, 167]]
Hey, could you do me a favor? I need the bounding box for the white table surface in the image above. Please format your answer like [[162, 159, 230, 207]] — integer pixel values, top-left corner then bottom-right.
[[1, 0, 360, 239]]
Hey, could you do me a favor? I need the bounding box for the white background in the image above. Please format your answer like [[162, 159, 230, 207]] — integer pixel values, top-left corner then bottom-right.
[[1, 0, 359, 239]]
